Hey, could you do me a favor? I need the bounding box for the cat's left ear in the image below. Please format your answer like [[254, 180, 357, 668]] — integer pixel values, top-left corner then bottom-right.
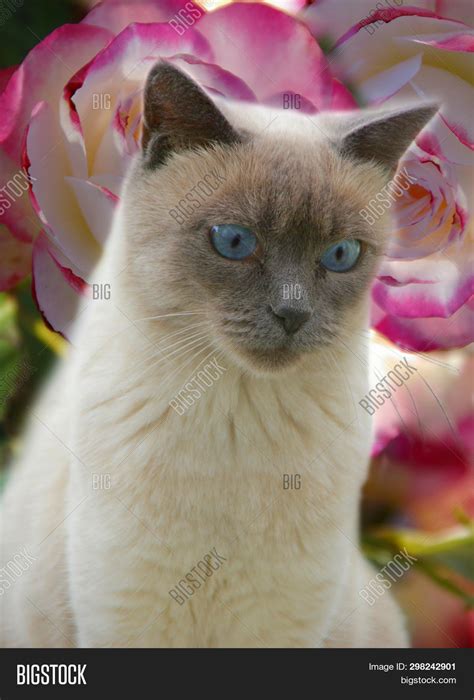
[[142, 61, 240, 168], [335, 103, 438, 173]]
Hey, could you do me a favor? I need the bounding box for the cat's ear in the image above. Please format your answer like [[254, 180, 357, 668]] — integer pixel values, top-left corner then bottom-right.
[[142, 61, 240, 168], [335, 103, 438, 172]]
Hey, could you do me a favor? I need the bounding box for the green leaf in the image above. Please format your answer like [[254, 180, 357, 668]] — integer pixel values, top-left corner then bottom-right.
[[426, 539, 474, 582], [363, 525, 474, 606]]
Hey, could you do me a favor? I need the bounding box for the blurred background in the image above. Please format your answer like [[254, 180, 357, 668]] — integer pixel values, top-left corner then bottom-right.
[[0, 0, 472, 648]]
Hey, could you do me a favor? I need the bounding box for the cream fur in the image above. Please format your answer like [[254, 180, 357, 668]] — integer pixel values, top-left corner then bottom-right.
[[0, 103, 409, 648]]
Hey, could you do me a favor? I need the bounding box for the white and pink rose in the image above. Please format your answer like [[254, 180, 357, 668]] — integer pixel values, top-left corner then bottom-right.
[[302, 0, 474, 351]]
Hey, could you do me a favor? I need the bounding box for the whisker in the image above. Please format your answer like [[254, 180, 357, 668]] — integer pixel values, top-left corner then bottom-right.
[[155, 341, 215, 399], [145, 333, 211, 374], [417, 370, 457, 439], [353, 329, 460, 374], [153, 321, 209, 348], [157, 328, 210, 356], [371, 362, 413, 444], [133, 329, 210, 373], [401, 379, 424, 440], [133, 311, 207, 322], [129, 321, 208, 365], [368, 344, 456, 439], [175, 346, 221, 392]]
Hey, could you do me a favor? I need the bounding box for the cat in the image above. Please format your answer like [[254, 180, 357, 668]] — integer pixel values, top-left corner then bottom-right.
[[0, 62, 436, 648]]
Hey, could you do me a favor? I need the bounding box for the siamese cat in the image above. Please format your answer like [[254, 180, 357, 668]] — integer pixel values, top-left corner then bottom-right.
[[0, 62, 436, 647]]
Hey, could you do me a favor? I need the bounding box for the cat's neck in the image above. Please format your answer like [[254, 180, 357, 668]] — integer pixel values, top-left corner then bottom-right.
[[77, 286, 371, 484]]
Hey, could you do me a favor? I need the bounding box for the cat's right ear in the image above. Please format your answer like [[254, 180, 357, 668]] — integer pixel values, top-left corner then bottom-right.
[[333, 102, 438, 174], [141, 61, 240, 168]]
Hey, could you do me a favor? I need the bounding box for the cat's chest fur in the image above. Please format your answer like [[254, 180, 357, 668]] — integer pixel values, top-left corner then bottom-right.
[[66, 319, 370, 646], [73, 317, 369, 512]]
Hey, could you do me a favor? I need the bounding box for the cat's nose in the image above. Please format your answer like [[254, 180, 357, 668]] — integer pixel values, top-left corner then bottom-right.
[[271, 305, 311, 334]]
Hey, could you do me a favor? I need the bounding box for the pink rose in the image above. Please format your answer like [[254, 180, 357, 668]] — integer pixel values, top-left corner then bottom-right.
[[0, 0, 353, 334], [303, 0, 473, 47], [305, 2, 474, 350], [372, 143, 473, 351]]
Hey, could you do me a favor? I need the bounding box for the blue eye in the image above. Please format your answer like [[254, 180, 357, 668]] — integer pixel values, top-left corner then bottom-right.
[[210, 224, 257, 260], [320, 239, 361, 272]]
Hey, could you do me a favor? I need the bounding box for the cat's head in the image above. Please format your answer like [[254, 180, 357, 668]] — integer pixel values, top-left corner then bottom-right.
[[121, 62, 435, 374]]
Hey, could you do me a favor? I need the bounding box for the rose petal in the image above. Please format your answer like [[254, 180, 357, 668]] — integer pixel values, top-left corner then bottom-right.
[[435, 1, 474, 26], [0, 66, 16, 95], [170, 54, 257, 101], [26, 101, 101, 273], [0, 24, 112, 159], [196, 4, 333, 108], [0, 225, 31, 291], [329, 78, 357, 109], [373, 233, 474, 320], [92, 92, 140, 181], [330, 7, 474, 165], [360, 53, 423, 104], [386, 146, 468, 260], [83, 0, 205, 35], [0, 24, 112, 245], [0, 147, 37, 243], [372, 296, 474, 351], [403, 30, 474, 53], [32, 232, 89, 338], [65, 177, 118, 246], [270, 0, 308, 10], [410, 64, 474, 151], [60, 74, 88, 181], [335, 7, 466, 53]]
